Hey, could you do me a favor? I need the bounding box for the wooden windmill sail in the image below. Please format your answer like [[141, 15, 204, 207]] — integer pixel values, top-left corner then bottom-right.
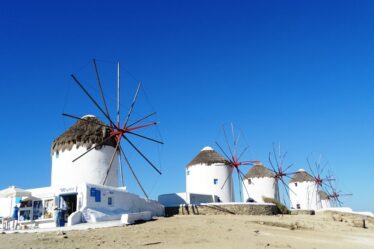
[[266, 143, 296, 203], [63, 59, 163, 199], [215, 123, 258, 202]]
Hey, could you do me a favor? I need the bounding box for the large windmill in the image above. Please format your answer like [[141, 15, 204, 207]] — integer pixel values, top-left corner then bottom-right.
[[215, 123, 258, 202], [62, 59, 163, 199]]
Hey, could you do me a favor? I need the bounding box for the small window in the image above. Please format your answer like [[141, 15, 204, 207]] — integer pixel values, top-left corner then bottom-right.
[[248, 179, 252, 184], [56, 151, 59, 159], [294, 182, 298, 187], [296, 204, 301, 209], [186, 170, 190, 176], [213, 179, 218, 185], [108, 197, 113, 206]]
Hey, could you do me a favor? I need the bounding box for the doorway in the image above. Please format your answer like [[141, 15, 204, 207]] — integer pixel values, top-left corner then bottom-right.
[[59, 194, 77, 222]]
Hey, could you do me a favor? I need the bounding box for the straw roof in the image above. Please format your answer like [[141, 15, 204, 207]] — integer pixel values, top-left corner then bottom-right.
[[244, 162, 274, 178], [289, 169, 315, 183], [186, 146, 228, 167], [319, 190, 329, 200], [51, 115, 117, 154]]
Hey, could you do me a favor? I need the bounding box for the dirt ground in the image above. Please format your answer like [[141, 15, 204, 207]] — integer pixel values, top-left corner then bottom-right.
[[1, 211, 373, 249]]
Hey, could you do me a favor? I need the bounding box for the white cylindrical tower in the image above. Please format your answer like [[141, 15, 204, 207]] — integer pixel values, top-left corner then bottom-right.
[[186, 146, 234, 202], [242, 162, 277, 203], [318, 191, 331, 209], [289, 169, 319, 210], [51, 115, 119, 187]]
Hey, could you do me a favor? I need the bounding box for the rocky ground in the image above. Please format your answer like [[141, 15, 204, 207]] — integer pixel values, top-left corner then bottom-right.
[[1, 211, 373, 249]]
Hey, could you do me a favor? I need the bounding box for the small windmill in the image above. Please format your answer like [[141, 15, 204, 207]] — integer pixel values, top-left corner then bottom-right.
[[325, 179, 353, 207], [215, 123, 258, 201], [306, 154, 335, 208], [63, 59, 163, 199], [266, 143, 297, 202]]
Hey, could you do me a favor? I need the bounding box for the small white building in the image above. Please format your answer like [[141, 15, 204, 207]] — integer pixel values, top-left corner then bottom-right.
[[0, 115, 164, 229], [318, 190, 331, 209], [186, 146, 234, 203], [242, 162, 277, 203], [289, 169, 319, 210]]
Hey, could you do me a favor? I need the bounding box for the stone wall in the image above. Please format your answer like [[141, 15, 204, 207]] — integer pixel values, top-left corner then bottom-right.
[[165, 203, 279, 216]]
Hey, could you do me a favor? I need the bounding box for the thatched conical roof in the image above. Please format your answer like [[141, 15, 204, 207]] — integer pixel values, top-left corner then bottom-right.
[[289, 169, 315, 183], [319, 190, 329, 200], [244, 162, 274, 178], [51, 115, 117, 154], [186, 146, 228, 167]]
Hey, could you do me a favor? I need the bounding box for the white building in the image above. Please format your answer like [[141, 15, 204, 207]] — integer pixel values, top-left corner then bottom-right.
[[289, 169, 319, 210], [0, 115, 164, 228], [186, 146, 234, 203], [318, 190, 331, 209], [242, 162, 277, 203]]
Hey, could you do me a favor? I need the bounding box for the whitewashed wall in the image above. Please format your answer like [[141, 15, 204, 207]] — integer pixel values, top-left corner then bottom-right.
[[0, 197, 14, 217], [320, 199, 331, 209], [242, 177, 277, 203], [51, 145, 118, 187], [80, 183, 164, 223], [289, 181, 320, 210], [186, 163, 234, 202]]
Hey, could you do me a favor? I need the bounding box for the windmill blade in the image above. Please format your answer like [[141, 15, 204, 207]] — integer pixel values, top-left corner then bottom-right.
[[71, 74, 118, 130], [238, 169, 251, 202], [119, 146, 149, 199], [231, 123, 237, 157], [220, 169, 234, 190], [123, 135, 162, 175], [92, 58, 110, 118], [284, 162, 295, 173], [280, 177, 296, 196], [273, 143, 280, 168], [222, 126, 234, 159], [128, 131, 164, 144], [268, 152, 277, 173], [237, 146, 249, 161], [306, 157, 316, 177], [215, 142, 232, 162], [62, 113, 111, 129], [127, 112, 156, 128], [124, 81, 141, 126], [236, 168, 242, 202], [102, 141, 121, 185], [72, 135, 115, 162]]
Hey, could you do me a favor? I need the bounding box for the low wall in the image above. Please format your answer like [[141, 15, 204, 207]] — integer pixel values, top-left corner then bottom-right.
[[165, 203, 279, 216]]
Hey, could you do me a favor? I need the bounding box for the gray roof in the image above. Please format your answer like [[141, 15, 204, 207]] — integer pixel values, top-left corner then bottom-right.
[[186, 148, 228, 167], [289, 170, 315, 183], [51, 116, 117, 154], [319, 191, 329, 200], [244, 163, 274, 178]]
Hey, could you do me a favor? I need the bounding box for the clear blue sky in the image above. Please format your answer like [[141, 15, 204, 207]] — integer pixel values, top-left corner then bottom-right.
[[1, 0, 373, 212]]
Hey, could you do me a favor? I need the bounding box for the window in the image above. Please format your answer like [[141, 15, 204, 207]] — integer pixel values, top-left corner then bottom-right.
[[213, 179, 218, 185], [294, 182, 298, 187], [186, 170, 190, 176], [296, 204, 301, 209], [108, 197, 113, 206], [248, 179, 252, 184], [56, 151, 59, 159]]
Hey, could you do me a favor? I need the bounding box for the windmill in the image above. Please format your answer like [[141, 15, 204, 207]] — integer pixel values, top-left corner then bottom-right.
[[325, 178, 353, 207], [215, 123, 258, 202], [266, 143, 296, 203], [306, 154, 335, 209], [62, 59, 163, 199]]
